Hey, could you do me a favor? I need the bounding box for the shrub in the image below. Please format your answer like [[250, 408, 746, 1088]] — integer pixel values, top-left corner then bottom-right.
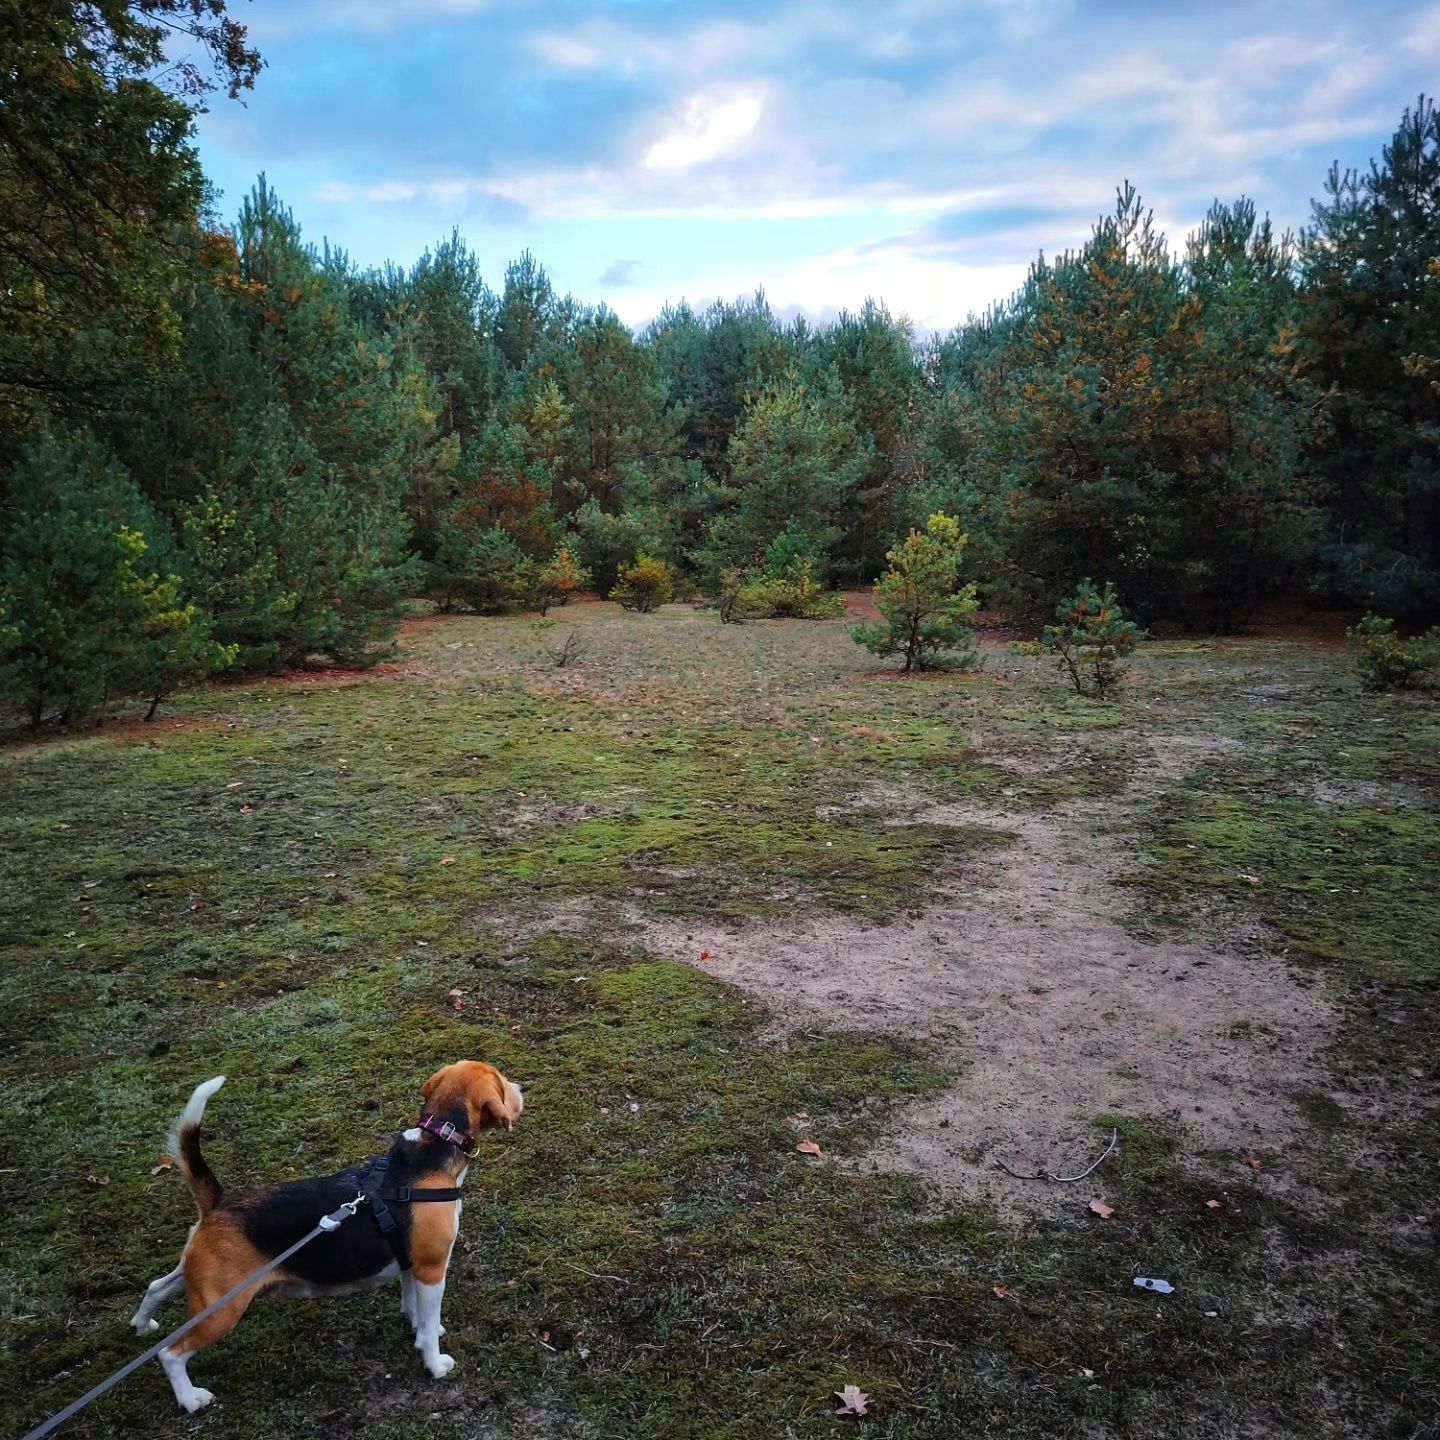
[[532, 619, 587, 669], [1040, 580, 1144, 698], [611, 554, 675, 612], [713, 567, 750, 624], [535, 545, 591, 615], [1347, 613, 1440, 691], [712, 526, 846, 621], [735, 564, 846, 620], [851, 512, 979, 672], [110, 547, 237, 720]]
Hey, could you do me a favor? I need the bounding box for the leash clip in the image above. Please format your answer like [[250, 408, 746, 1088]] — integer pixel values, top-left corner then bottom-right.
[[318, 1191, 367, 1232]]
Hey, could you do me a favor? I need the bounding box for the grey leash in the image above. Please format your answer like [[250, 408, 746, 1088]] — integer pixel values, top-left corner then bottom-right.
[[20, 1193, 367, 1440]]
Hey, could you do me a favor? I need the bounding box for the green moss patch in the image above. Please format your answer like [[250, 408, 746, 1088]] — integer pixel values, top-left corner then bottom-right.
[[1143, 795, 1440, 983]]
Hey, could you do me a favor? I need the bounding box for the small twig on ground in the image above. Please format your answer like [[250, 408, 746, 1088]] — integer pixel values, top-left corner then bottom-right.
[[996, 1126, 1120, 1182], [564, 1261, 629, 1285]]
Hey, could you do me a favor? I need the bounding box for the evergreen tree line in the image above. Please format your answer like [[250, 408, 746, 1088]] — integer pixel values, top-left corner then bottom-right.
[[1, 3, 1436, 724]]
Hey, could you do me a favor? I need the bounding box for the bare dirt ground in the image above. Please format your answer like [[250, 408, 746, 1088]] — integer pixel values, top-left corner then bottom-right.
[[628, 783, 1335, 1217]]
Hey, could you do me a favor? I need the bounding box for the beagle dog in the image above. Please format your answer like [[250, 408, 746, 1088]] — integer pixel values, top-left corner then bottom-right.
[[129, 1062, 523, 1413]]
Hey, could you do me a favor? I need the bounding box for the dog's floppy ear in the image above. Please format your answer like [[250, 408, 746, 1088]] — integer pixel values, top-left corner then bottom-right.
[[420, 1066, 450, 1103], [481, 1093, 514, 1132]]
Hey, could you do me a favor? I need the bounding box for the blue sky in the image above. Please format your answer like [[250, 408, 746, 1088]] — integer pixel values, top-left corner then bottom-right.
[[194, 0, 1440, 332]]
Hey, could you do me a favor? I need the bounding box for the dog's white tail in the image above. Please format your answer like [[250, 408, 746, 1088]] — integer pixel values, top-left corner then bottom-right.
[[167, 1076, 226, 1216]]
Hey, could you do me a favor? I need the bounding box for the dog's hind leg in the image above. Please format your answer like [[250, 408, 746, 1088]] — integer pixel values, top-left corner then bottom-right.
[[157, 1230, 268, 1412], [400, 1270, 418, 1332], [130, 1257, 187, 1335]]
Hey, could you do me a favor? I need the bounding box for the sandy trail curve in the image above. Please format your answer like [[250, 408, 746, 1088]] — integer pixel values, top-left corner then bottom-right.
[[632, 790, 1335, 1215]]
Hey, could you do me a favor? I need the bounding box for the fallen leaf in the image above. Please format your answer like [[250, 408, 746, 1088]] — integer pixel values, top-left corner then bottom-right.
[[322, 871, 338, 879], [190, 900, 206, 912], [699, 949, 712, 961], [1088, 1197, 1115, 1220], [150, 1158, 174, 1176], [239, 804, 254, 816], [1408, 1067, 1425, 1079], [834, 1384, 870, 1418], [447, 988, 466, 998], [796, 1139, 826, 1161], [1237, 872, 1262, 885], [87, 1175, 110, 1187], [1240, 1155, 1262, 1172], [992, 1285, 1017, 1302], [226, 781, 242, 789], [439, 857, 457, 867], [1206, 1199, 1222, 1210]]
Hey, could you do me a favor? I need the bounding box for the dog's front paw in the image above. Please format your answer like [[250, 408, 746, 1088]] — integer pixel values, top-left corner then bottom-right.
[[133, 1317, 160, 1335], [426, 1354, 455, 1379], [182, 1388, 215, 1413]]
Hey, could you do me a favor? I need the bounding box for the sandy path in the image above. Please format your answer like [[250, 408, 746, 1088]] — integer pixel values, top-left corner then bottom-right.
[[631, 790, 1335, 1215]]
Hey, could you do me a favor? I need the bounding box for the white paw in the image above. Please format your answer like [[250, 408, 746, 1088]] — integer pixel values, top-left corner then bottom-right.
[[426, 1353, 455, 1379], [182, 1388, 215, 1413], [133, 1317, 159, 1335], [438, 1325, 447, 1338]]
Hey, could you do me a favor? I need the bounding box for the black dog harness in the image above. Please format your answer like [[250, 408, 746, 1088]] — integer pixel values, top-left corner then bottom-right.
[[358, 1116, 471, 1271]]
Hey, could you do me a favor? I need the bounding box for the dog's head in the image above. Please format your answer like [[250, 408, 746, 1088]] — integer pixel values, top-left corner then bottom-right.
[[420, 1060, 524, 1138]]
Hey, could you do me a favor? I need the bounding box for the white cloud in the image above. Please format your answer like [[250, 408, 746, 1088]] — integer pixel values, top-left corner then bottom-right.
[[527, 33, 605, 70], [644, 93, 765, 171], [217, 0, 1435, 331], [1405, 2, 1440, 60]]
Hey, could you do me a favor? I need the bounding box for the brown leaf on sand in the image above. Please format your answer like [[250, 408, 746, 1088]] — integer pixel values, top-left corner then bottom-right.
[[1088, 1197, 1115, 1220], [150, 1157, 174, 1176], [796, 1139, 826, 1161], [834, 1384, 870, 1417], [1240, 1155, 1262, 1172]]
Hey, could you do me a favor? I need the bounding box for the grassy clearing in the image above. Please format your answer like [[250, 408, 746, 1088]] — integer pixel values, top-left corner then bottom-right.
[[2, 601, 1437, 1437]]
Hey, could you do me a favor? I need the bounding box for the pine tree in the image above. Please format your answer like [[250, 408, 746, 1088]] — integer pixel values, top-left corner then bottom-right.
[[1165, 200, 1320, 630], [0, 430, 228, 726], [851, 513, 979, 672], [812, 300, 921, 578], [115, 180, 429, 671], [1303, 96, 1440, 612], [699, 377, 870, 579]]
